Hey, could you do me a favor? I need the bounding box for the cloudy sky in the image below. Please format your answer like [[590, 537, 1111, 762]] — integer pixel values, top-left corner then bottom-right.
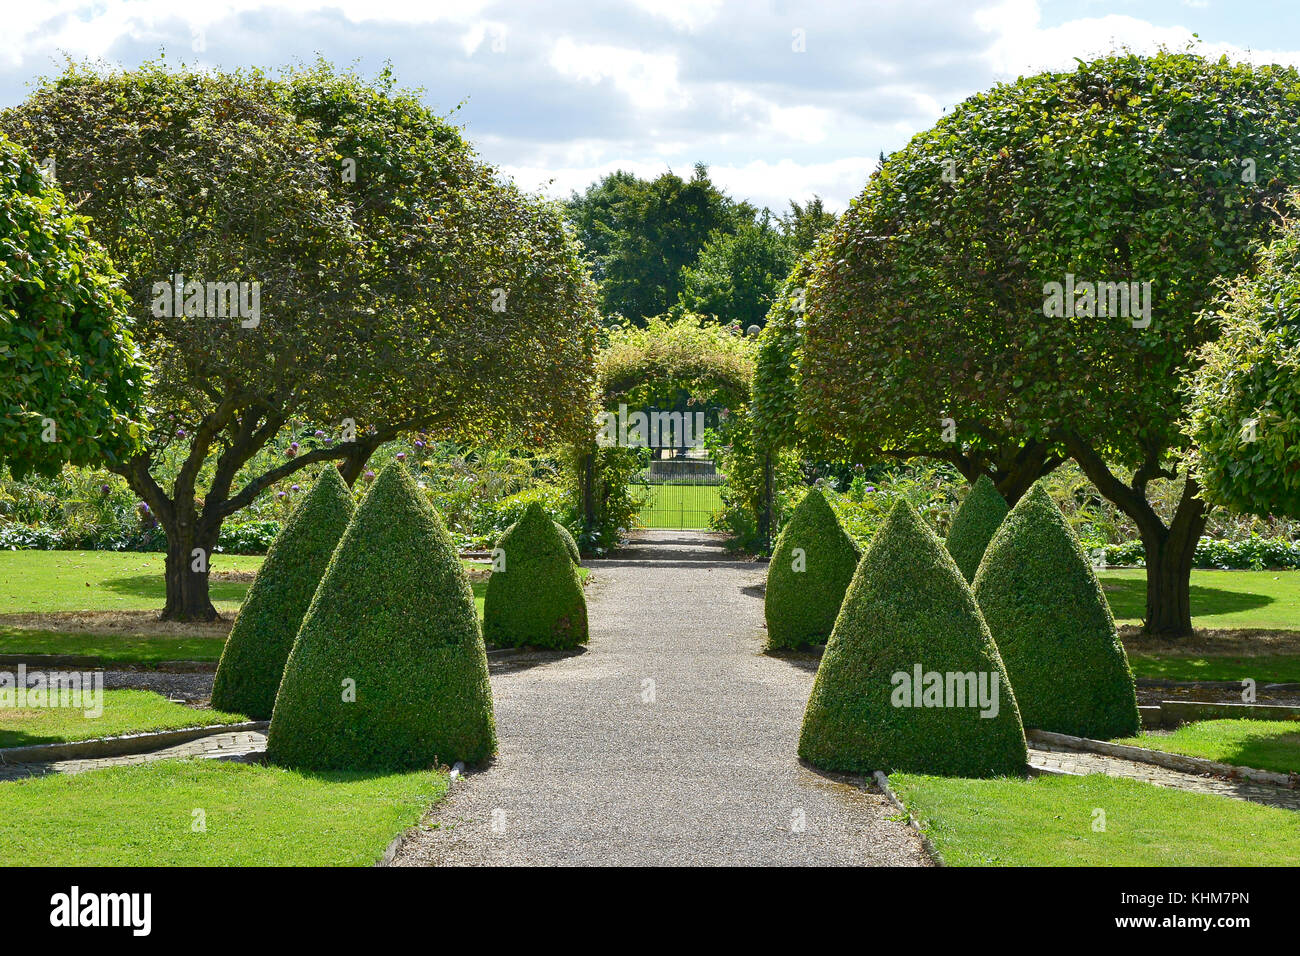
[[3, 1, 1299, 211]]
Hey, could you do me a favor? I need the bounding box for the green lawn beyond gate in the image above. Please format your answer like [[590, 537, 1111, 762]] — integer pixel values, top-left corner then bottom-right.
[[634, 483, 724, 530]]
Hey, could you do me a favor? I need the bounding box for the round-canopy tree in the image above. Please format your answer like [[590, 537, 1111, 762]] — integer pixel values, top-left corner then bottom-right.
[[2, 61, 599, 620], [800, 50, 1300, 636], [0, 132, 144, 477], [1185, 196, 1300, 520]]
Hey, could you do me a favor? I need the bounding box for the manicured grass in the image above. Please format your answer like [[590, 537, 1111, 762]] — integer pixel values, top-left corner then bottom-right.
[[1128, 653, 1300, 684], [0, 550, 262, 614], [0, 689, 248, 748], [0, 626, 229, 664], [0, 759, 445, 865], [635, 483, 723, 530], [0, 552, 501, 664], [1114, 720, 1300, 775], [1098, 568, 1300, 630], [891, 771, 1300, 866]]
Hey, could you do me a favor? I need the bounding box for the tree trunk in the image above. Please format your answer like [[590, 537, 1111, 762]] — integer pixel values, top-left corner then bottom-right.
[[160, 518, 219, 622], [338, 438, 381, 486], [1065, 436, 1207, 639], [1138, 486, 1207, 638]]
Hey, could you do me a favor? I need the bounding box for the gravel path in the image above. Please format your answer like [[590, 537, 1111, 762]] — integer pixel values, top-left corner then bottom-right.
[[393, 530, 930, 867]]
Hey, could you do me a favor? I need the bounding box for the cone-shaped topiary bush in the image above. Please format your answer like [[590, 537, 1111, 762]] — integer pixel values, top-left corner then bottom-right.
[[266, 463, 496, 770], [764, 487, 861, 650], [973, 482, 1140, 739], [484, 502, 588, 649], [554, 521, 581, 564], [799, 499, 1027, 777], [211, 467, 353, 719], [945, 475, 1009, 583], [501, 517, 580, 564]]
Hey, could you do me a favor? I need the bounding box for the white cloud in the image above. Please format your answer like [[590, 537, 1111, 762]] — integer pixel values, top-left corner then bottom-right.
[[548, 36, 685, 111], [504, 155, 879, 212], [976, 0, 1300, 77], [628, 0, 724, 32]]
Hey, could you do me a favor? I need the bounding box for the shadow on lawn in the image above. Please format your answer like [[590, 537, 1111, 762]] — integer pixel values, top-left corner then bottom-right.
[[1102, 578, 1274, 621], [1214, 728, 1300, 775], [100, 573, 251, 608]]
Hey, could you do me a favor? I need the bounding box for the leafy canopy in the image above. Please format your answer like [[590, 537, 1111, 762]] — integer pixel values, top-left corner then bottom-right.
[[0, 132, 145, 477], [800, 50, 1300, 474], [1185, 194, 1300, 519]]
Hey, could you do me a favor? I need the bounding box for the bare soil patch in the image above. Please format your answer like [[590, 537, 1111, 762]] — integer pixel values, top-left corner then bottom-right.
[[1121, 626, 1300, 657], [0, 611, 231, 638]]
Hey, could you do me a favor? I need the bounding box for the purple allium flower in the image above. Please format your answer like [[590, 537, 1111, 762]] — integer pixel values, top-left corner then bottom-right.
[[314, 430, 325, 438], [290, 442, 299, 451], [865, 485, 876, 493], [364, 470, 375, 481], [176, 428, 186, 438], [291, 484, 300, 492], [276, 491, 286, 499], [396, 452, 406, 461], [414, 440, 425, 449], [100, 484, 111, 495], [323, 436, 333, 445], [137, 502, 150, 514]]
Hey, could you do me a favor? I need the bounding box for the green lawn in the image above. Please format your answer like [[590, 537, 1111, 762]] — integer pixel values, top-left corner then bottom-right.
[[0, 551, 496, 664], [0, 759, 445, 865], [1098, 568, 1300, 630], [0, 550, 261, 614], [635, 483, 723, 530], [0, 689, 248, 748], [1114, 720, 1300, 775], [891, 771, 1300, 866], [1127, 653, 1300, 683], [0, 626, 229, 664]]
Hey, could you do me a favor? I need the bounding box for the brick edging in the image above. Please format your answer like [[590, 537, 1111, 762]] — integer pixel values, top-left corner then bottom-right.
[[872, 770, 945, 866], [0, 720, 268, 764], [1026, 728, 1299, 789]]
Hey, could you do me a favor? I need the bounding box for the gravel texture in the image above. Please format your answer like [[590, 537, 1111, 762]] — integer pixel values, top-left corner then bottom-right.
[[393, 530, 930, 867], [0, 667, 215, 702]]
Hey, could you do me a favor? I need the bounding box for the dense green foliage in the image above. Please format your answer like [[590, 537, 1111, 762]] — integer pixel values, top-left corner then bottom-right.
[[974, 484, 1140, 739], [764, 487, 860, 649], [566, 165, 750, 322], [945, 475, 1009, 583], [0, 133, 144, 478], [483, 502, 588, 648], [2, 61, 598, 619], [1102, 536, 1300, 570], [678, 216, 794, 328], [267, 464, 495, 770], [497, 513, 580, 563], [802, 51, 1300, 468], [599, 313, 754, 410], [211, 467, 354, 719], [799, 500, 1027, 777], [1186, 196, 1300, 520], [798, 51, 1300, 634]]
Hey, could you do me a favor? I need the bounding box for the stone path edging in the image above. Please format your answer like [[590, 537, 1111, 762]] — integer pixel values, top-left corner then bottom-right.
[[872, 771, 944, 866], [1026, 728, 1298, 789], [0, 720, 268, 764]]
